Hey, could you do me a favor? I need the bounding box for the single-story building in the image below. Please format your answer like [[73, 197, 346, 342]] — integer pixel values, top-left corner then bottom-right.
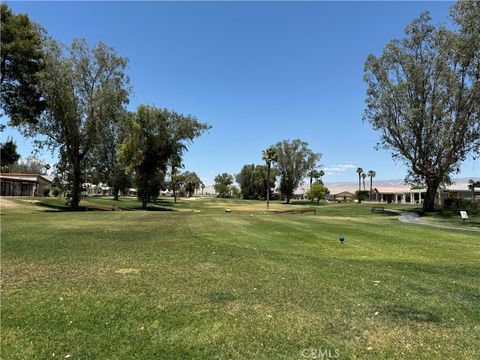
[[0, 173, 52, 197], [370, 185, 480, 205], [332, 191, 355, 202]]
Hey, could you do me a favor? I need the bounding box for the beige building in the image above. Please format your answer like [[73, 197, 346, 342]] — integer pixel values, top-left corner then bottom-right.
[[0, 173, 53, 197]]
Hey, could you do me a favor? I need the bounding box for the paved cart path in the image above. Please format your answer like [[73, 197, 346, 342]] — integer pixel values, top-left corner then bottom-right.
[[385, 209, 480, 232]]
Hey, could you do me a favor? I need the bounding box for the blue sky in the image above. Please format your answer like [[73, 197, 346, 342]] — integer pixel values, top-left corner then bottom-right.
[[3, 1, 479, 184]]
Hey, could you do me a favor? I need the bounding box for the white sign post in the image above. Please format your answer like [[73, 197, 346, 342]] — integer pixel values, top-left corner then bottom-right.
[[460, 211, 468, 222]]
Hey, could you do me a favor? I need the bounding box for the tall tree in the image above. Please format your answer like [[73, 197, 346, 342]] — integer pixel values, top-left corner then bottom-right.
[[262, 146, 278, 209], [308, 169, 319, 188], [236, 163, 276, 201], [214, 173, 234, 197], [0, 138, 20, 168], [318, 169, 325, 183], [367, 170, 376, 191], [356, 167, 363, 192], [89, 113, 131, 200], [273, 139, 320, 204], [468, 179, 479, 203], [0, 4, 45, 125], [121, 106, 208, 208], [167, 110, 210, 203], [12, 38, 130, 209], [4, 155, 50, 174], [362, 173, 367, 191], [183, 171, 203, 197], [364, 3, 480, 212]]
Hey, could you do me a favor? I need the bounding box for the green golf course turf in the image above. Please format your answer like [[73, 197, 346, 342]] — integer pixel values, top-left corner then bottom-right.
[[1, 197, 479, 359]]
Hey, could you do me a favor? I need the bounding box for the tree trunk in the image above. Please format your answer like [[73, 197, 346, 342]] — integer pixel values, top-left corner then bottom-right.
[[172, 165, 177, 203], [142, 197, 147, 209], [266, 163, 271, 210], [70, 157, 81, 210], [113, 187, 119, 201], [423, 180, 440, 212], [358, 175, 361, 191], [286, 195, 290, 204], [370, 177, 373, 191]]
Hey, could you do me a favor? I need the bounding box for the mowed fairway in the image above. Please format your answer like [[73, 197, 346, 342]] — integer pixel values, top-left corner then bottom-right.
[[1, 198, 479, 359]]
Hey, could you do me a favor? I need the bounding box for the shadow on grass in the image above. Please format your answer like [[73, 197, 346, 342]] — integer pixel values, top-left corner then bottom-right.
[[382, 304, 441, 323], [34, 201, 175, 212]]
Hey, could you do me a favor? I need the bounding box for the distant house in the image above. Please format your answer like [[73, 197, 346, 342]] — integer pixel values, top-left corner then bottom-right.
[[0, 173, 52, 197], [333, 191, 355, 202], [370, 185, 480, 205]]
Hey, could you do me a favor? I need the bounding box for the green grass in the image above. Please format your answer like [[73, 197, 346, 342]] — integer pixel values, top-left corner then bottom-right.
[[1, 197, 479, 359], [419, 209, 480, 229]]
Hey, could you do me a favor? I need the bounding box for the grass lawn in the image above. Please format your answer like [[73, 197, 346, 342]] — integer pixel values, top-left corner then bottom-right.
[[419, 209, 480, 229], [1, 197, 479, 359]]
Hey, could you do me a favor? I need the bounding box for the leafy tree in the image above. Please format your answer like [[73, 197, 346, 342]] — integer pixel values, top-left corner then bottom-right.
[[230, 185, 241, 199], [121, 106, 208, 208], [0, 4, 45, 125], [5, 155, 50, 174], [183, 171, 203, 197], [214, 173, 234, 197], [11, 38, 130, 209], [89, 115, 131, 200], [273, 139, 320, 204], [367, 170, 376, 191], [356, 167, 363, 192], [168, 111, 210, 203], [0, 138, 20, 168], [364, 3, 480, 212], [355, 190, 369, 202], [235, 164, 276, 200], [262, 146, 278, 209], [307, 183, 330, 205]]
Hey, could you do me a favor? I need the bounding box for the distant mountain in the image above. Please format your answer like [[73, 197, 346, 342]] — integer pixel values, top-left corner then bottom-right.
[[197, 177, 479, 196], [322, 177, 480, 194]]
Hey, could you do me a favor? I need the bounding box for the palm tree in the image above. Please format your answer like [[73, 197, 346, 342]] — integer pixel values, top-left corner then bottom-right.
[[468, 179, 479, 203], [308, 169, 319, 187], [319, 170, 325, 183], [356, 167, 363, 192], [262, 146, 278, 210], [367, 170, 376, 191], [361, 173, 367, 190]]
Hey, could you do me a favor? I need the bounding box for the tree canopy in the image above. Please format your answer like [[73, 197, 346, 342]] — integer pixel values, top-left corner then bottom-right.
[[235, 164, 276, 200], [364, 2, 480, 211], [13, 38, 131, 209], [307, 183, 330, 205], [0, 4, 45, 125], [214, 173, 234, 198], [0, 139, 20, 168], [121, 105, 208, 208], [273, 139, 320, 204]]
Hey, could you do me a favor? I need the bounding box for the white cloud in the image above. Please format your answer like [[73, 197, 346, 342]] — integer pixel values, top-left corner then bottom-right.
[[323, 163, 356, 172]]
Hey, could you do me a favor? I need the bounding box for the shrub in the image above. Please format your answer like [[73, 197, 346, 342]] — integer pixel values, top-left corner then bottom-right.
[[51, 187, 61, 197], [42, 187, 50, 197], [355, 190, 369, 202], [307, 184, 330, 205]]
